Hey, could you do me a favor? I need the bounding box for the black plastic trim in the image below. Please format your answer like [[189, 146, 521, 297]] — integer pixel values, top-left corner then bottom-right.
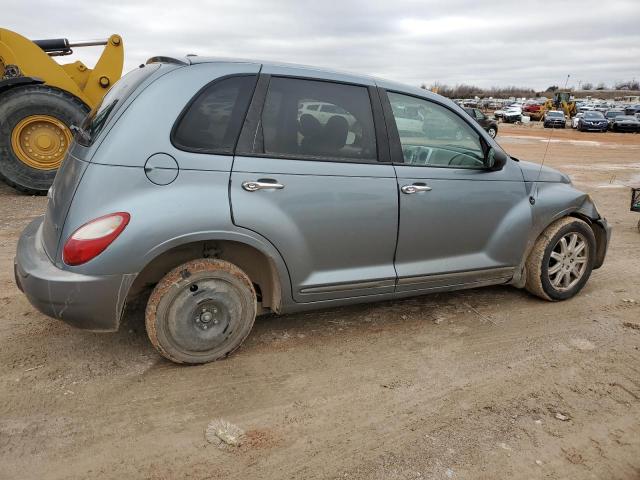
[[236, 74, 271, 155]]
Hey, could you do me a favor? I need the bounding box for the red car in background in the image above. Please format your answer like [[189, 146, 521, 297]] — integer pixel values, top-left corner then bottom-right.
[[523, 102, 545, 120]]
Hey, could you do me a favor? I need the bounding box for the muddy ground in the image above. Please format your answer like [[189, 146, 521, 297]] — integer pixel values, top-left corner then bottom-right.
[[1, 124, 639, 480]]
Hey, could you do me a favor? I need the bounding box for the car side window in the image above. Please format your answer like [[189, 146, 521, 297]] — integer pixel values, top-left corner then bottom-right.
[[261, 77, 377, 161], [474, 109, 485, 120], [388, 92, 485, 169], [172, 75, 257, 153]]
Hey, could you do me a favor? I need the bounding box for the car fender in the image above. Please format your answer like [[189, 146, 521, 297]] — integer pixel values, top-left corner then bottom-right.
[[138, 228, 294, 305], [512, 182, 605, 286]]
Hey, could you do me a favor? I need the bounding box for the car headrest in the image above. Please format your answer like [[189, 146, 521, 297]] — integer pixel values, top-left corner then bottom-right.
[[299, 114, 322, 138], [324, 115, 349, 150]]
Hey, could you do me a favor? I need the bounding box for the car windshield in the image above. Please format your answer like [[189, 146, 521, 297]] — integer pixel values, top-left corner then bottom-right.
[[548, 112, 564, 118], [584, 112, 605, 119], [606, 111, 623, 118]]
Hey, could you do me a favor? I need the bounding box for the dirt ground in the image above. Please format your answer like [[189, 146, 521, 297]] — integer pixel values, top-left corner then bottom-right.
[[1, 124, 639, 480]]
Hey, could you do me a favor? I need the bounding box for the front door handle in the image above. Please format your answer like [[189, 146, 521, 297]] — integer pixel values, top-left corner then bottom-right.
[[401, 184, 432, 194], [242, 180, 285, 192]]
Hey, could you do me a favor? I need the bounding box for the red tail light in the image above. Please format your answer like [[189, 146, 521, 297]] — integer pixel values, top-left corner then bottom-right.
[[63, 212, 130, 266]]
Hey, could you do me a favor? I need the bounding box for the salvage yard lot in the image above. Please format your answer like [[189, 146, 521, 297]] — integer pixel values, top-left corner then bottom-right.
[[1, 124, 639, 479]]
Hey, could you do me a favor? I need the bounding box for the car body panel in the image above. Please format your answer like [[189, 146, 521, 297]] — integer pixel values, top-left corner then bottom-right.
[[230, 157, 399, 301], [393, 160, 531, 291]]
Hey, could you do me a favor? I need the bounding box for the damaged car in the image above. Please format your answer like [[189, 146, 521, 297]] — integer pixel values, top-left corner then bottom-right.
[[15, 57, 611, 364]]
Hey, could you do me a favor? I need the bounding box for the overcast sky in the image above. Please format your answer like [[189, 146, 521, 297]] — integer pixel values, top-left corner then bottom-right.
[[4, 0, 639, 90]]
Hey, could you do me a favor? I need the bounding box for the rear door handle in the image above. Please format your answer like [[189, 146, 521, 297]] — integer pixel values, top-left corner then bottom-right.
[[401, 184, 432, 194], [242, 180, 285, 192]]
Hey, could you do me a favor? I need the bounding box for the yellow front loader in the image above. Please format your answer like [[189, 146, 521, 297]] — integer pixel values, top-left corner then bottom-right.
[[0, 28, 123, 193]]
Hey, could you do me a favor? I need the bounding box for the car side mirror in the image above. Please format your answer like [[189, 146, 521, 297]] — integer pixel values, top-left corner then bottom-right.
[[486, 147, 508, 171]]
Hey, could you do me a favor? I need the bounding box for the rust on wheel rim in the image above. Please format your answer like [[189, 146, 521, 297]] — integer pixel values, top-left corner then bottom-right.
[[10, 115, 72, 170]]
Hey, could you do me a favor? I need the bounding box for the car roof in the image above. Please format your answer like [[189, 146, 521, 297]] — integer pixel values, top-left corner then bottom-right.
[[149, 55, 443, 102]]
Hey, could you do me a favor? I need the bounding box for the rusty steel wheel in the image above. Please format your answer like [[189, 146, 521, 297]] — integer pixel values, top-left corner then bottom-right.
[[145, 259, 257, 364]]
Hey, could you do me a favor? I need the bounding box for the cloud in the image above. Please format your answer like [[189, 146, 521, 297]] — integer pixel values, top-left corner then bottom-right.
[[3, 0, 639, 90]]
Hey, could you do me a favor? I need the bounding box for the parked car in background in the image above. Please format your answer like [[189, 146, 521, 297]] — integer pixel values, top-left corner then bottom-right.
[[624, 104, 640, 116], [577, 111, 608, 132], [543, 110, 566, 128], [14, 57, 611, 364], [605, 110, 625, 128], [464, 107, 498, 138], [299, 101, 357, 127], [571, 112, 584, 128], [494, 103, 522, 120], [523, 101, 544, 120], [503, 105, 523, 123], [610, 115, 640, 133]]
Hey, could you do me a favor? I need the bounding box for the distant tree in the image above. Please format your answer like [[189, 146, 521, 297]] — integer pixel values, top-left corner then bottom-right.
[[596, 82, 607, 90], [545, 85, 559, 92], [582, 82, 593, 91], [614, 80, 640, 90]]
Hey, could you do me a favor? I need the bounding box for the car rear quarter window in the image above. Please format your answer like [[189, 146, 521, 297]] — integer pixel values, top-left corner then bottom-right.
[[172, 75, 258, 154], [261, 77, 377, 162]]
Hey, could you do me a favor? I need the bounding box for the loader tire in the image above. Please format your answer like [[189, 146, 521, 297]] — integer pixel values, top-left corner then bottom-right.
[[0, 85, 89, 194]]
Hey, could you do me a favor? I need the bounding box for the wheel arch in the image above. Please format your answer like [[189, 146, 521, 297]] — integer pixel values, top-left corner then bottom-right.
[[513, 202, 606, 288], [127, 233, 292, 315]]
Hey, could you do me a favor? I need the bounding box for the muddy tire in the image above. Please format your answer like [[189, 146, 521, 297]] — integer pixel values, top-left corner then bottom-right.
[[0, 85, 89, 194], [525, 217, 596, 301], [145, 259, 257, 364]]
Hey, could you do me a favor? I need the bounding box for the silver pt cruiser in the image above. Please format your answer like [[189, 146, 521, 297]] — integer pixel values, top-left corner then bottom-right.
[[15, 57, 611, 364]]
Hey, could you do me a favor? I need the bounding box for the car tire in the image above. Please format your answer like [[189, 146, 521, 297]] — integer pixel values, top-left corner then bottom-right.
[[487, 126, 497, 138], [525, 217, 596, 301], [145, 259, 257, 364]]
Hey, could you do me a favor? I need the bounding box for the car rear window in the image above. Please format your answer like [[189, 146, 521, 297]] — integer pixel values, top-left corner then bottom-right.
[[172, 75, 257, 154], [77, 64, 160, 146]]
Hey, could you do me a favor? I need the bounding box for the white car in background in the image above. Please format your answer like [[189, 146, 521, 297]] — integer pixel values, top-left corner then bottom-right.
[[494, 103, 523, 119], [572, 112, 584, 128], [299, 101, 357, 127]]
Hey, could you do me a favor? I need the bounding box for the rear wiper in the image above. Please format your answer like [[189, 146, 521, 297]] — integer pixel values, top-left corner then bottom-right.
[[70, 125, 90, 143]]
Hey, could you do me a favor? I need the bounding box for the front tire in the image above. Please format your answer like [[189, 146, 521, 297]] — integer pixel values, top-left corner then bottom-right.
[[525, 218, 596, 301], [487, 126, 497, 138], [146, 259, 257, 364]]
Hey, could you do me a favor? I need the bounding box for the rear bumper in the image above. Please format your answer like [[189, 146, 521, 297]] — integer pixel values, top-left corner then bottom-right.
[[14, 217, 136, 332]]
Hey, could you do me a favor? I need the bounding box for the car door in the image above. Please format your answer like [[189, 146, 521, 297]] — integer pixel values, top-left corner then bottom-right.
[[230, 74, 398, 302], [379, 88, 532, 292]]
